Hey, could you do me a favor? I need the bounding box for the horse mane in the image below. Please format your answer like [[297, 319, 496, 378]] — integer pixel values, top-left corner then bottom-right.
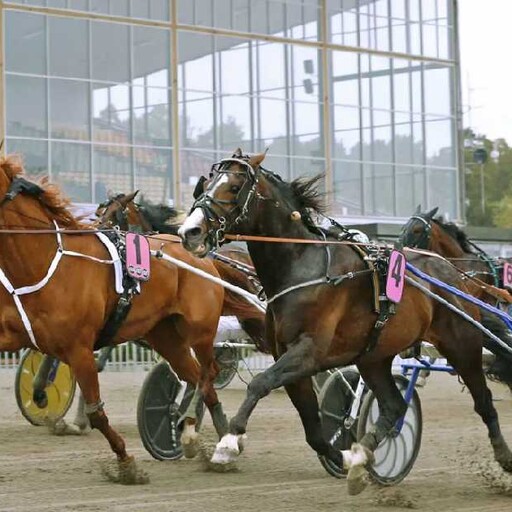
[[264, 170, 327, 214], [0, 156, 86, 229], [136, 196, 182, 234], [290, 174, 327, 214], [432, 217, 474, 253]]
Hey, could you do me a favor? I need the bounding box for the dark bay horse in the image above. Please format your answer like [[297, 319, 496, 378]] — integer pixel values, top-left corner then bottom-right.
[[0, 156, 245, 482], [178, 149, 512, 495]]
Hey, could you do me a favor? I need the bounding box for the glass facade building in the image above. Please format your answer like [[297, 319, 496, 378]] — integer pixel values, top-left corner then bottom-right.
[[1, 0, 461, 220]]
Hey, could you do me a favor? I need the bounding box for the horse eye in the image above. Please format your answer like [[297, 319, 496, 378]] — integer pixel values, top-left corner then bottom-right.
[[230, 185, 240, 193]]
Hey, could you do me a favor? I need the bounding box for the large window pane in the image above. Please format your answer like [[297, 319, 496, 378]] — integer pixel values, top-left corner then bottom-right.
[[51, 141, 92, 203], [92, 22, 129, 84], [5, 11, 46, 75], [50, 79, 90, 140], [133, 27, 170, 86], [6, 75, 48, 138], [333, 159, 362, 216], [94, 145, 133, 200], [134, 148, 173, 204], [428, 167, 457, 219], [133, 86, 171, 147], [93, 84, 131, 144], [5, 139, 48, 179], [49, 16, 89, 79]]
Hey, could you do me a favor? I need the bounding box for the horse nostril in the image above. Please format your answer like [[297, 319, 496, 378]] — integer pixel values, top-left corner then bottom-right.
[[182, 226, 202, 241]]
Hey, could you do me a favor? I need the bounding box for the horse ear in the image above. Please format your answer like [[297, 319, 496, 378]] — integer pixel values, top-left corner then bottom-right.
[[414, 204, 422, 214], [233, 147, 243, 158], [425, 206, 439, 220], [248, 148, 269, 169], [119, 190, 139, 206]]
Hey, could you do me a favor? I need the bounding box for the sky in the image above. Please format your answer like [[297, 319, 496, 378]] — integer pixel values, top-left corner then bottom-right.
[[459, 1, 512, 142]]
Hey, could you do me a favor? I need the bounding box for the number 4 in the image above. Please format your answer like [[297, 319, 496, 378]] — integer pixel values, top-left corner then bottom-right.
[[391, 253, 403, 287]]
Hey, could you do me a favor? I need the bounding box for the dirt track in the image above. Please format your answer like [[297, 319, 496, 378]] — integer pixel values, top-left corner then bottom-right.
[[1, 369, 512, 511]]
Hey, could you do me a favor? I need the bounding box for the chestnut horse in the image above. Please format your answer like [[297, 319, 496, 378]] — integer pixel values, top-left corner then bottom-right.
[[95, 191, 268, 352], [179, 149, 512, 495], [0, 156, 241, 482]]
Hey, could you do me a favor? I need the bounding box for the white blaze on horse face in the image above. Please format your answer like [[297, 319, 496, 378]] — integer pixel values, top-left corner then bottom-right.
[[209, 172, 230, 195], [178, 208, 206, 238]]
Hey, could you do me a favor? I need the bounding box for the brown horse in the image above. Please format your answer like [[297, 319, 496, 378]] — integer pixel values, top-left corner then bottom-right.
[[0, 156, 244, 482], [396, 207, 505, 300], [179, 149, 512, 495], [96, 191, 268, 352]]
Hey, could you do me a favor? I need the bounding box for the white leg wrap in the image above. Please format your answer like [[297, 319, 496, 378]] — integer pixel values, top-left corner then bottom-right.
[[342, 443, 369, 470], [181, 423, 198, 443], [210, 434, 243, 464]]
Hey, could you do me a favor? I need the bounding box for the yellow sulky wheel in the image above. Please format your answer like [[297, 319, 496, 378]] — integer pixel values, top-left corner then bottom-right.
[[15, 349, 76, 426]]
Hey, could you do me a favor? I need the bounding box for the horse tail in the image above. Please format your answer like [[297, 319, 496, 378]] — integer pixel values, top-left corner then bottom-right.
[[480, 311, 512, 387], [212, 259, 269, 353]]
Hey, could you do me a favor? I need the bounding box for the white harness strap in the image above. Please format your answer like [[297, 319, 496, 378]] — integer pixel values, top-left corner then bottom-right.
[[0, 223, 124, 349]]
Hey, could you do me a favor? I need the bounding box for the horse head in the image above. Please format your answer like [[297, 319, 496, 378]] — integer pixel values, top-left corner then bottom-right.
[[396, 206, 439, 250], [179, 148, 326, 258], [179, 149, 268, 257]]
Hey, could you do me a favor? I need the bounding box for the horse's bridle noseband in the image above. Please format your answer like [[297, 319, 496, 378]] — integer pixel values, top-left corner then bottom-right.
[[191, 157, 259, 248]]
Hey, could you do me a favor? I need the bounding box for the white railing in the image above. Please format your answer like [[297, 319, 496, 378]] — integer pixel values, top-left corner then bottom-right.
[[0, 342, 273, 373]]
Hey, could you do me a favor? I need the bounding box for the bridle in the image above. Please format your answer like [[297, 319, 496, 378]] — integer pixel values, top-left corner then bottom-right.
[[398, 214, 432, 249], [191, 157, 260, 248]]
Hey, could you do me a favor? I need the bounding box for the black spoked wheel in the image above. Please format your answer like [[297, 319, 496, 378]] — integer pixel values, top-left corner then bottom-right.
[[318, 368, 362, 478], [137, 360, 205, 460], [213, 346, 240, 390], [357, 373, 423, 485]]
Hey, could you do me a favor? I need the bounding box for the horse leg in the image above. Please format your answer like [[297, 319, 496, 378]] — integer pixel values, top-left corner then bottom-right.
[[440, 339, 512, 472], [284, 377, 344, 467], [67, 346, 148, 484], [32, 354, 56, 408], [343, 357, 407, 496], [145, 319, 206, 459], [193, 342, 230, 439], [211, 333, 321, 465]]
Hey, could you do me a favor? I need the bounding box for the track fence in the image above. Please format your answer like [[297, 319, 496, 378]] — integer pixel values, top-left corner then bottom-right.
[[0, 342, 274, 373]]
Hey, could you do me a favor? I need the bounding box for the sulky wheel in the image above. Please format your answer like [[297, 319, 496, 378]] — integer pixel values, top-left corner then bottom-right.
[[15, 349, 76, 426], [137, 360, 205, 460], [318, 368, 362, 478], [357, 373, 423, 485], [213, 346, 239, 390]]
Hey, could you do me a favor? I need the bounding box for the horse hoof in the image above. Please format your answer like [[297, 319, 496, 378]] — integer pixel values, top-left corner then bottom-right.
[[33, 389, 48, 409], [47, 419, 84, 436], [182, 433, 200, 459], [210, 434, 241, 465], [347, 465, 370, 496], [102, 456, 150, 485]]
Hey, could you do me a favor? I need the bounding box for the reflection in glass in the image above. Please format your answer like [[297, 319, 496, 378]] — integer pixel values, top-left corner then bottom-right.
[[93, 84, 131, 144], [5, 139, 48, 179], [93, 145, 133, 201], [6, 11, 46, 75], [49, 16, 89, 79], [134, 148, 173, 204], [6, 75, 48, 138], [91, 22, 130, 83], [50, 79, 90, 140], [52, 141, 92, 203]]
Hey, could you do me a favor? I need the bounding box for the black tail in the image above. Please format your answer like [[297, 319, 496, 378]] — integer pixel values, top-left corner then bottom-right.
[[480, 311, 512, 387]]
